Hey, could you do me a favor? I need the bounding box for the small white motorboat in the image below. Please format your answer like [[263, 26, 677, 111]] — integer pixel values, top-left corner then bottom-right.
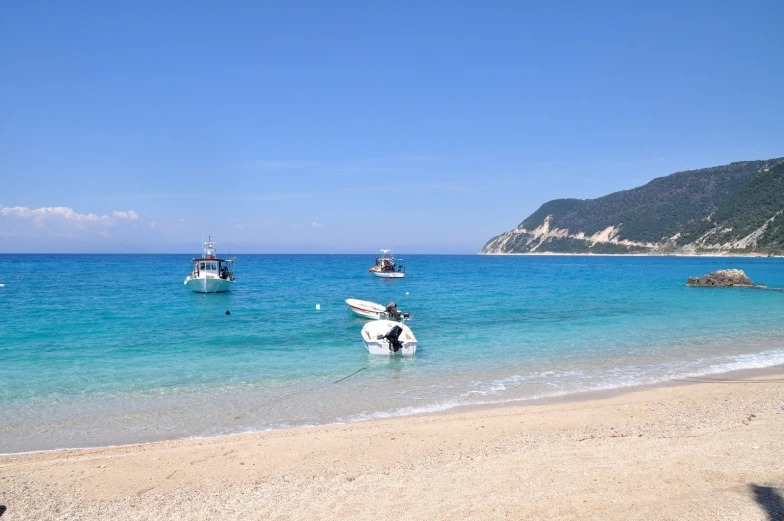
[[368, 250, 405, 278], [346, 299, 410, 321], [361, 320, 418, 356], [184, 236, 236, 293]]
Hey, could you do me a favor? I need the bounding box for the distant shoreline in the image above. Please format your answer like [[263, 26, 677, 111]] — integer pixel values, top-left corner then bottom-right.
[[479, 251, 781, 258], [1, 251, 780, 257]]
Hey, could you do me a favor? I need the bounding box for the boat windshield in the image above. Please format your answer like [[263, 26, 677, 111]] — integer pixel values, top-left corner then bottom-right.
[[374, 257, 395, 271]]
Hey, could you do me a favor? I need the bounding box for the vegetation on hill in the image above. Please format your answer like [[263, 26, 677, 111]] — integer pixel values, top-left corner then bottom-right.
[[483, 157, 784, 254], [678, 162, 784, 251]]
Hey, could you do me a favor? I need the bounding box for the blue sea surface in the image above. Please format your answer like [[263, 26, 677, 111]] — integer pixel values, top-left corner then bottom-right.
[[1, 254, 784, 453]]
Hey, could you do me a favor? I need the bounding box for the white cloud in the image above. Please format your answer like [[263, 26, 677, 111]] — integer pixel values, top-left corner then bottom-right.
[[312, 222, 324, 229], [0, 205, 143, 238], [112, 210, 139, 220], [1, 205, 113, 226]]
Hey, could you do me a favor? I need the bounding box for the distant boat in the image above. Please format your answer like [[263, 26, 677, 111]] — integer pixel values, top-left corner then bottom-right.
[[184, 236, 235, 293], [346, 298, 410, 321], [361, 320, 418, 355], [368, 250, 405, 278]]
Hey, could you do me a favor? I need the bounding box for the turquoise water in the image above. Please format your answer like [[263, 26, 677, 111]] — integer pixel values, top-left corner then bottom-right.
[[2, 254, 784, 453]]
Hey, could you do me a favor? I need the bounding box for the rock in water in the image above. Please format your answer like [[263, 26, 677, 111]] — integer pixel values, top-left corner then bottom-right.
[[686, 269, 754, 287]]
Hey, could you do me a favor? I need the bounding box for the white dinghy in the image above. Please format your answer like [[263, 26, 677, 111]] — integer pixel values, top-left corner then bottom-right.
[[361, 320, 418, 356], [346, 299, 410, 321]]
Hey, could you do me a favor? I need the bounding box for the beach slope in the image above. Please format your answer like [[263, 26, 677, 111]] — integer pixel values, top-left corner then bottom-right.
[[1, 376, 783, 520]]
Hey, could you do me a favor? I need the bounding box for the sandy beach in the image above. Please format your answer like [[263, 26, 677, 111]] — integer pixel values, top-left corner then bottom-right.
[[1, 373, 782, 520]]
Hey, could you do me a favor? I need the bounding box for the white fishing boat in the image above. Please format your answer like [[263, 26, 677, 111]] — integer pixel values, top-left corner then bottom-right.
[[361, 320, 418, 355], [184, 237, 235, 293], [368, 250, 405, 278], [346, 298, 410, 321]]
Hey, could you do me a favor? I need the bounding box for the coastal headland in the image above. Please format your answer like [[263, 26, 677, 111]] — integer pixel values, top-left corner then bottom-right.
[[482, 158, 784, 256], [2, 371, 782, 520]]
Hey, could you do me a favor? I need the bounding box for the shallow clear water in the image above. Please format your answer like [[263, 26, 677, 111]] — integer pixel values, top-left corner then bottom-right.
[[1, 254, 783, 453]]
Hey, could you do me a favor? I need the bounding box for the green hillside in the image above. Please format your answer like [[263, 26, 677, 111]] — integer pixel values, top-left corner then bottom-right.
[[483, 157, 784, 254], [680, 162, 784, 251]]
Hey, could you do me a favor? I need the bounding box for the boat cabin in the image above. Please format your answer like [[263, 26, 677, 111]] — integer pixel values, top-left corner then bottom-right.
[[191, 238, 234, 280], [373, 251, 404, 273], [373, 257, 396, 272], [192, 258, 233, 280]]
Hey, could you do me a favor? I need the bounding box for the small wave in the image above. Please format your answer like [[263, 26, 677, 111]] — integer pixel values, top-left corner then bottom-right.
[[336, 348, 784, 424], [3, 347, 783, 454]]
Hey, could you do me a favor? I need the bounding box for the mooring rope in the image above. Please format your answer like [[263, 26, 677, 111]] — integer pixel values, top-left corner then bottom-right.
[[0, 366, 371, 469], [333, 367, 367, 384]]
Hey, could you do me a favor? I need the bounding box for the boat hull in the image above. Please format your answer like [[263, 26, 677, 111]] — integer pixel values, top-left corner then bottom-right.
[[350, 306, 388, 320], [364, 340, 416, 356], [186, 277, 234, 293], [361, 320, 418, 356], [346, 298, 388, 320], [371, 270, 405, 278]]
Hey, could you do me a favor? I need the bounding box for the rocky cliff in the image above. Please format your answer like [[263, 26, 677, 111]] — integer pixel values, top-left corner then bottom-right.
[[481, 158, 784, 255]]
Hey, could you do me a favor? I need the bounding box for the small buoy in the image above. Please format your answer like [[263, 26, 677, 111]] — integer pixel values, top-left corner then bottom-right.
[[316, 304, 321, 310], [387, 278, 391, 282], [183, 280, 188, 285], [225, 310, 231, 315], [405, 292, 409, 296]]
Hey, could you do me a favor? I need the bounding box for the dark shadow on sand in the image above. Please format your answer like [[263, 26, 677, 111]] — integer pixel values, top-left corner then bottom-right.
[[750, 484, 784, 521], [0, 505, 6, 517]]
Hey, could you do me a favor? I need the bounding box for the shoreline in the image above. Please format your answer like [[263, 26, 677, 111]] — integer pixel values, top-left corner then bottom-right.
[[451, 361, 784, 413], [2, 368, 782, 520], [3, 363, 782, 458], [479, 251, 781, 257]]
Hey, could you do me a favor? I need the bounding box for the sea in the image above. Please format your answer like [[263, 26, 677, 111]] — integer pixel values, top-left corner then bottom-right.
[[2, 254, 784, 454]]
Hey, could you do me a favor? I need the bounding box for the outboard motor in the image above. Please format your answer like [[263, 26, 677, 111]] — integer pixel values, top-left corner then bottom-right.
[[385, 301, 410, 321], [385, 301, 402, 320], [383, 325, 404, 352]]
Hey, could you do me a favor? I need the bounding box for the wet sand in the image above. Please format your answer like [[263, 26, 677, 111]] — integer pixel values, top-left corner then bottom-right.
[[1, 373, 783, 520]]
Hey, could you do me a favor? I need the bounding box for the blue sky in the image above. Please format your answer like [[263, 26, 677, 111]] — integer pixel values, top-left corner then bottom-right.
[[1, 1, 783, 253]]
